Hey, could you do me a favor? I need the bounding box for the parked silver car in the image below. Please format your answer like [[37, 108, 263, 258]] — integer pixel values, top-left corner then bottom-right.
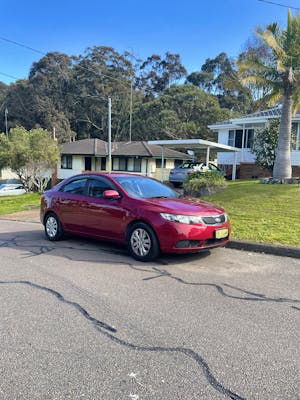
[[0, 184, 26, 196], [169, 162, 224, 187]]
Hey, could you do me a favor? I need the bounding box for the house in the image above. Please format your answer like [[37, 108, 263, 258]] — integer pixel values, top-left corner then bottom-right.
[[57, 138, 190, 181], [208, 106, 300, 179]]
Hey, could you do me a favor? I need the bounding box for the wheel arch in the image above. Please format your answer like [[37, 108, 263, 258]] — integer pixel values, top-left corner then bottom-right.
[[43, 210, 59, 226], [125, 219, 161, 247]]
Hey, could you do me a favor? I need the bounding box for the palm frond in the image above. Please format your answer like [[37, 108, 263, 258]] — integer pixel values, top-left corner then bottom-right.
[[257, 30, 286, 59], [267, 92, 282, 106], [292, 88, 300, 113]]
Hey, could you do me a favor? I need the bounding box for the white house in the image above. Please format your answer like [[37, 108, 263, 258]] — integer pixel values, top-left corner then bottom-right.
[[57, 138, 190, 182], [209, 106, 300, 179]]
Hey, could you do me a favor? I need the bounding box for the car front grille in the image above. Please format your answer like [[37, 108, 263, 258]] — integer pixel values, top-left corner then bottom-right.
[[202, 214, 226, 225]]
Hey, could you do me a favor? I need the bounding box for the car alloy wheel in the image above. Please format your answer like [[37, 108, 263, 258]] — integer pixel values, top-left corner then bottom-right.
[[45, 213, 63, 241], [131, 228, 151, 257], [128, 222, 160, 262]]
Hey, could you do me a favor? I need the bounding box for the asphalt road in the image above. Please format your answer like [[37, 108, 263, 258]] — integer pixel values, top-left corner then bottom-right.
[[0, 219, 299, 400]]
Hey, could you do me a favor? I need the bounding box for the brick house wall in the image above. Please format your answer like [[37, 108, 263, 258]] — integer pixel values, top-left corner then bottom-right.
[[239, 163, 271, 179], [220, 162, 300, 180]]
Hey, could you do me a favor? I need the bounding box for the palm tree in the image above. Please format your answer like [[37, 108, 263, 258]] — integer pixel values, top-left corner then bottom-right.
[[237, 10, 300, 180]]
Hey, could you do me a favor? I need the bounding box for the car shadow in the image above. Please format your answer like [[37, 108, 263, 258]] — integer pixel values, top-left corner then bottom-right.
[[0, 227, 212, 267]]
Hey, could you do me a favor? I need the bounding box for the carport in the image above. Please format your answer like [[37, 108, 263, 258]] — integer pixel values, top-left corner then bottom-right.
[[148, 139, 240, 181]]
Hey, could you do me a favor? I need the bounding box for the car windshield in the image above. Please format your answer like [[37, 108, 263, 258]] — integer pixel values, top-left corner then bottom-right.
[[114, 176, 179, 199], [180, 162, 199, 168]]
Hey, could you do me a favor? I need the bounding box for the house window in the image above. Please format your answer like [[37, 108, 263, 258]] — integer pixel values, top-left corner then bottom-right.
[[61, 155, 72, 169], [133, 158, 142, 172], [119, 158, 127, 171], [156, 159, 166, 168], [235, 130, 243, 148], [245, 129, 254, 148], [292, 122, 299, 150], [228, 131, 235, 147], [228, 129, 254, 149], [112, 158, 128, 171], [112, 158, 119, 171]]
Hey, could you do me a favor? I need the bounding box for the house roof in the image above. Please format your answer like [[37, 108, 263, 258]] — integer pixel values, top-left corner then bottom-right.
[[61, 138, 107, 155], [61, 139, 190, 159], [209, 105, 300, 130]]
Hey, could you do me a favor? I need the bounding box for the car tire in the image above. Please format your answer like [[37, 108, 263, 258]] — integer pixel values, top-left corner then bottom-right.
[[44, 212, 64, 241], [127, 222, 160, 262]]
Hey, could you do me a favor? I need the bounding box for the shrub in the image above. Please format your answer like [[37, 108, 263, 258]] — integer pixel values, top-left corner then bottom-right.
[[183, 171, 227, 197]]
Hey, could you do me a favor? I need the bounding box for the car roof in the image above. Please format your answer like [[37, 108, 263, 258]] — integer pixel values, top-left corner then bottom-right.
[[81, 172, 144, 178], [61, 172, 148, 183]]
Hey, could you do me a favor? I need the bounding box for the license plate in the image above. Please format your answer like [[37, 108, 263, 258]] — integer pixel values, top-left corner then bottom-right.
[[215, 228, 228, 239]]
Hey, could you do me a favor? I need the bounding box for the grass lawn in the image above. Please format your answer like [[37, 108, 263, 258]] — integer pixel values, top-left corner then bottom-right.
[[203, 180, 300, 247], [0, 193, 41, 215], [0, 182, 299, 248]]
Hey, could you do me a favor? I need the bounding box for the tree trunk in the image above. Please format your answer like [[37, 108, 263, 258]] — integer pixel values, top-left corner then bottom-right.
[[273, 95, 292, 179]]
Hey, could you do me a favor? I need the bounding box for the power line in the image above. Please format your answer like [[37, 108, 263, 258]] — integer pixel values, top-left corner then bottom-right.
[[0, 36, 45, 55], [257, 0, 300, 11], [0, 35, 133, 90], [0, 71, 21, 80]]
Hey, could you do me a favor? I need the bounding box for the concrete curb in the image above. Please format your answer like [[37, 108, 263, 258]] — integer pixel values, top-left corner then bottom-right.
[[227, 240, 300, 259]]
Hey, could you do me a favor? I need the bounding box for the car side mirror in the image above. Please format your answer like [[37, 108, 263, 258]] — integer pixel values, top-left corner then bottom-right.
[[103, 190, 120, 200]]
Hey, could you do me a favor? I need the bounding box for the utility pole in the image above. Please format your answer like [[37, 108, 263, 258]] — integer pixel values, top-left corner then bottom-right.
[[4, 108, 8, 139], [108, 97, 112, 172], [129, 80, 133, 142]]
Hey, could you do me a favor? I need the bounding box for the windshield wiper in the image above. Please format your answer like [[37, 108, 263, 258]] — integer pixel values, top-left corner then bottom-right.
[[149, 195, 169, 199]]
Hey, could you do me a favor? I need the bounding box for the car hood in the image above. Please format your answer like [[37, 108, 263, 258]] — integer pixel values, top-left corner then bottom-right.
[[142, 197, 224, 215]]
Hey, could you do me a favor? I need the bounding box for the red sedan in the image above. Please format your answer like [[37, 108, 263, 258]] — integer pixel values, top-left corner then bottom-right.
[[40, 172, 230, 261]]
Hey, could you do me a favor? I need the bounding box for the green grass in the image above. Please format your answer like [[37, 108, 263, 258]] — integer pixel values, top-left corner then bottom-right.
[[0, 193, 41, 215], [203, 180, 300, 247], [0, 182, 299, 247]]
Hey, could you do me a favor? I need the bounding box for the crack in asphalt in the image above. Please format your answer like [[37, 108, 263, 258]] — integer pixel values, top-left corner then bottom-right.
[[0, 280, 246, 400], [1, 236, 299, 309], [0, 280, 116, 333], [132, 265, 300, 308]]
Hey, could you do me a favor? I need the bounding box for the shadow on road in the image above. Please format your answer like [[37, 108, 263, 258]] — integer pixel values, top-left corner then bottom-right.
[[0, 227, 212, 267]]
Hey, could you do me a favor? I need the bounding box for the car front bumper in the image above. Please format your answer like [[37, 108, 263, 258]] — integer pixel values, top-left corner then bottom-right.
[[156, 220, 230, 254]]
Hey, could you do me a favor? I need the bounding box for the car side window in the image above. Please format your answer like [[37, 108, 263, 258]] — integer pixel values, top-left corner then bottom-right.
[[60, 178, 87, 195], [87, 179, 114, 198]]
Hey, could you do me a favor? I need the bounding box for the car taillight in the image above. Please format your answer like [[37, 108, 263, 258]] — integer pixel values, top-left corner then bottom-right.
[[169, 171, 174, 174]]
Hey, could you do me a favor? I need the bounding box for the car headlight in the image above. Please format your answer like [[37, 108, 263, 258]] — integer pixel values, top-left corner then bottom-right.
[[160, 213, 204, 224]]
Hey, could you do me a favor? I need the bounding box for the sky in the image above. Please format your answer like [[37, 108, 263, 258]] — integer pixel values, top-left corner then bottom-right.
[[0, 0, 299, 85]]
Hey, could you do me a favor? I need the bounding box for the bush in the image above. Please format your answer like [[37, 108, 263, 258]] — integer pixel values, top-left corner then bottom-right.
[[183, 171, 227, 197]]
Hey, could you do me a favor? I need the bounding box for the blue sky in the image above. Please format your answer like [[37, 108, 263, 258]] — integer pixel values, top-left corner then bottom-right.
[[0, 0, 299, 84]]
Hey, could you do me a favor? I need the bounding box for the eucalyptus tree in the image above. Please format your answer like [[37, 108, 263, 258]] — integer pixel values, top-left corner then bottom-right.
[[132, 85, 231, 141], [28, 52, 74, 142], [0, 82, 8, 132], [186, 52, 254, 114], [237, 10, 300, 180], [137, 52, 187, 101], [4, 80, 39, 131], [70, 46, 136, 141]]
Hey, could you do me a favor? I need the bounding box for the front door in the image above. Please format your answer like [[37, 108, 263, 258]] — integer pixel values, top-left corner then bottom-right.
[[83, 177, 127, 240], [85, 157, 92, 171]]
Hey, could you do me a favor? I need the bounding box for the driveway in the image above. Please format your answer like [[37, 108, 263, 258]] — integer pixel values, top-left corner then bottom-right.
[[0, 219, 299, 400]]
